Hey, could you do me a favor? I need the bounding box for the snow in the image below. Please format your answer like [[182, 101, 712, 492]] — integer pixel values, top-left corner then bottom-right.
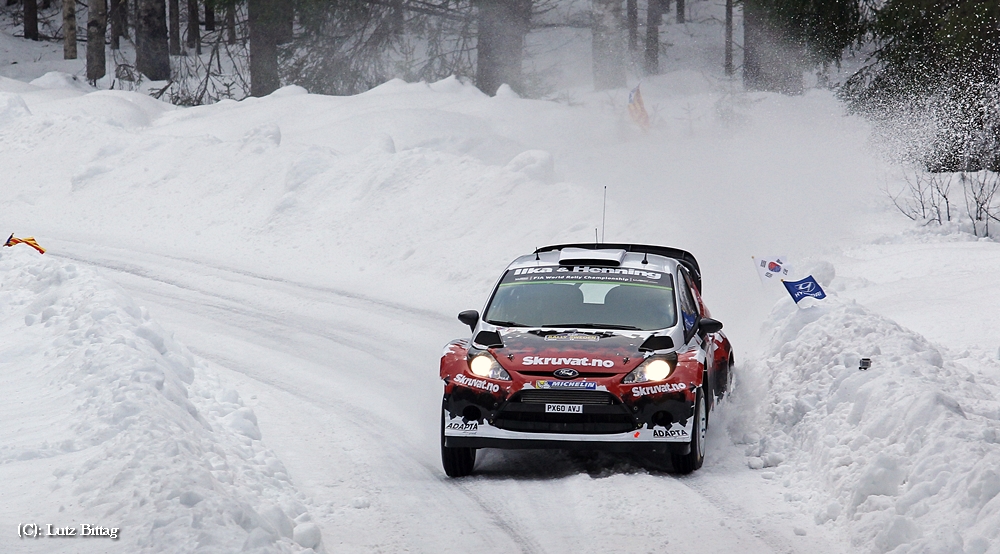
[[2, 8, 1000, 554], [736, 293, 1000, 552], [0, 249, 321, 552]]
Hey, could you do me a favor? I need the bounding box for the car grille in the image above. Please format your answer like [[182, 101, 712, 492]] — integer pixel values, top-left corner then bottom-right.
[[515, 389, 618, 405], [493, 390, 634, 434]]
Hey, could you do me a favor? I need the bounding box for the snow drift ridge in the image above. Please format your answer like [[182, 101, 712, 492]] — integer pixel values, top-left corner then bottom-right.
[[0, 249, 322, 553], [744, 292, 1000, 554]]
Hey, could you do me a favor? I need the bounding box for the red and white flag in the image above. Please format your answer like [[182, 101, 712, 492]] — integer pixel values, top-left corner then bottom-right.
[[752, 255, 790, 285]]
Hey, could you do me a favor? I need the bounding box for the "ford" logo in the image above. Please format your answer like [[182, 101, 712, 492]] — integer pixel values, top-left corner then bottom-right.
[[553, 368, 579, 379]]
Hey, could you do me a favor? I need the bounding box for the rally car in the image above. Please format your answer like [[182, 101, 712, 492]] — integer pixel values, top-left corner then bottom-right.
[[440, 243, 734, 476]]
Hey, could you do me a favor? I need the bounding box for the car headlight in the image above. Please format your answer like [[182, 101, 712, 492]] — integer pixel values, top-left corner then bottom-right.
[[468, 352, 511, 381], [622, 354, 677, 384]]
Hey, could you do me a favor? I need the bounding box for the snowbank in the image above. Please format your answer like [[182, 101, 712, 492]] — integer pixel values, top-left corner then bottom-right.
[[739, 290, 1000, 554], [0, 248, 322, 553]]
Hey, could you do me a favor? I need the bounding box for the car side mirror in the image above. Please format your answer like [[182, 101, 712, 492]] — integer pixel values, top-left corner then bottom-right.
[[458, 310, 480, 331], [698, 317, 723, 335]]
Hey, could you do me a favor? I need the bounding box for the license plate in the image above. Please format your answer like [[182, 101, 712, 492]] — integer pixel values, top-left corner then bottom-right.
[[545, 403, 583, 414]]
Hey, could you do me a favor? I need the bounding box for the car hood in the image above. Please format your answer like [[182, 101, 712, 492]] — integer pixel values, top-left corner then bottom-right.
[[493, 329, 650, 375]]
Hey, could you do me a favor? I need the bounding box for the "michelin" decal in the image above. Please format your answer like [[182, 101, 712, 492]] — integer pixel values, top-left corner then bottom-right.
[[631, 382, 687, 397], [454, 374, 501, 393], [533, 380, 598, 390]]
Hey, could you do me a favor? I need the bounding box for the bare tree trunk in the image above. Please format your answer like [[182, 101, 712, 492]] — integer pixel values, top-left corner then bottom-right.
[[724, 0, 732, 75], [186, 0, 200, 53], [248, 0, 280, 96], [205, 1, 214, 31], [276, 0, 292, 43], [475, 0, 531, 95], [24, 0, 38, 40], [644, 0, 662, 74], [390, 0, 403, 33], [136, 0, 170, 80], [225, 2, 235, 44], [109, 0, 123, 49], [63, 0, 77, 59], [87, 0, 107, 81], [592, 0, 625, 90], [675, 0, 684, 23], [168, 0, 180, 54], [626, 0, 637, 53]]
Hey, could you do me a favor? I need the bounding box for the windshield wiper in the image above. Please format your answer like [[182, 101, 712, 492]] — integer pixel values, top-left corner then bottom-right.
[[542, 323, 643, 331], [486, 320, 526, 328]]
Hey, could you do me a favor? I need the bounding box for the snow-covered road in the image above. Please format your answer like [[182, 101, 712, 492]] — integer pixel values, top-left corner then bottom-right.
[[53, 240, 851, 553]]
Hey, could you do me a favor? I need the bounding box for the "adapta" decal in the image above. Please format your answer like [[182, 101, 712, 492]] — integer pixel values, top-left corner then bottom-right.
[[631, 382, 687, 397], [523, 356, 614, 368], [445, 421, 479, 432], [454, 374, 501, 393], [653, 427, 688, 438]]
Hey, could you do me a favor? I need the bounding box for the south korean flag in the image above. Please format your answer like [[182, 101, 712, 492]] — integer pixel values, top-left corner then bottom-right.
[[753, 255, 791, 285]]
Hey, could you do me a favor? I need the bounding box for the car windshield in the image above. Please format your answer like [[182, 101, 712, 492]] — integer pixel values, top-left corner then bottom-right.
[[484, 265, 677, 331]]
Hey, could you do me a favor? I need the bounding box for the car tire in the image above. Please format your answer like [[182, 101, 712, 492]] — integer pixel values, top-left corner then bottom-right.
[[671, 388, 706, 474], [441, 404, 477, 477]]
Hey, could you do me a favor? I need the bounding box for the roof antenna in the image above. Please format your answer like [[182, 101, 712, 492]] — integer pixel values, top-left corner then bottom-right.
[[601, 186, 607, 243], [594, 228, 599, 246], [642, 251, 649, 264], [535, 249, 540, 261]]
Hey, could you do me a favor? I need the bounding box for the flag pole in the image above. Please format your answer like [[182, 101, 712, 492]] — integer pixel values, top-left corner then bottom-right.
[[601, 186, 607, 243]]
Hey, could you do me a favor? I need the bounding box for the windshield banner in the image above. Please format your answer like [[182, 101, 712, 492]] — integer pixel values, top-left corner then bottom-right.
[[502, 265, 669, 287]]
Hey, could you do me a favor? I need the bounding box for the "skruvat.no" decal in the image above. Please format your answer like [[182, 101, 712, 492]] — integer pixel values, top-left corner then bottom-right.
[[523, 356, 614, 368], [631, 382, 686, 397]]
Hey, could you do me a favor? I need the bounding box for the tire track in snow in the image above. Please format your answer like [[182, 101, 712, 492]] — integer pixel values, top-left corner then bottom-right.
[[52, 242, 451, 323], [185, 343, 543, 554], [56, 247, 542, 553], [677, 475, 797, 553]]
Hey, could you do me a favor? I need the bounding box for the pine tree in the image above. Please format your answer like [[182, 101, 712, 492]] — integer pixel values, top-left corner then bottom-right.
[[743, 0, 860, 93], [842, 1, 1000, 170]]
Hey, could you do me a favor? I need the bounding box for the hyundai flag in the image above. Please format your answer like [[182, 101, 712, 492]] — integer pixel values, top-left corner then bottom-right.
[[782, 276, 827, 303]]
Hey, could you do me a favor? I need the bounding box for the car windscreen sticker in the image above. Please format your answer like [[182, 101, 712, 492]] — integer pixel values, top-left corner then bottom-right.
[[503, 265, 669, 287], [543, 333, 600, 342]]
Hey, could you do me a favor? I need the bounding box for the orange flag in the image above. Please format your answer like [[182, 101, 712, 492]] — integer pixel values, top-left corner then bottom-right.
[[627, 84, 650, 131], [4, 234, 46, 254]]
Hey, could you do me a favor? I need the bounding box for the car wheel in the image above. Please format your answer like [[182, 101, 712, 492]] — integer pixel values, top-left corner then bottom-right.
[[441, 403, 476, 477], [671, 388, 706, 474], [715, 358, 728, 401]]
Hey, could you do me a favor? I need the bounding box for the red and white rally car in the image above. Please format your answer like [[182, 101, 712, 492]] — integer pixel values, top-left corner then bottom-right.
[[440, 244, 734, 476]]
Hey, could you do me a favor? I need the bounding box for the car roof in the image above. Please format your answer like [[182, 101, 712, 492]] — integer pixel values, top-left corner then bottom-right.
[[506, 243, 702, 291], [537, 243, 701, 291]]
